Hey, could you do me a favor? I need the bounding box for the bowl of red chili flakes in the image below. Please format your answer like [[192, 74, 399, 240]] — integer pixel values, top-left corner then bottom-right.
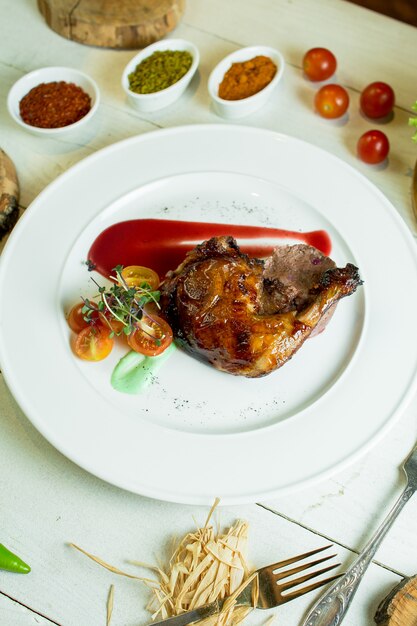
[[7, 66, 100, 136]]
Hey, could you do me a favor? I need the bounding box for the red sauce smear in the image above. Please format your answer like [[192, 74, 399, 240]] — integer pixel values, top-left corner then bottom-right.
[[88, 219, 332, 279]]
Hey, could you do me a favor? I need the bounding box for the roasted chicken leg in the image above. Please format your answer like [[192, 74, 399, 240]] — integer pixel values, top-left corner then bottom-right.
[[160, 236, 362, 378]]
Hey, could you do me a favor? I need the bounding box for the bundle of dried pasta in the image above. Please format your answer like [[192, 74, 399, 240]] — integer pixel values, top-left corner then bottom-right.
[[71, 500, 259, 626], [133, 501, 257, 625]]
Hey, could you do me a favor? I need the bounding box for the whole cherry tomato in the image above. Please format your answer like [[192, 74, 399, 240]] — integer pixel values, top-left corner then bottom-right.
[[314, 84, 349, 119], [360, 82, 395, 119], [357, 130, 389, 164], [303, 48, 337, 82]]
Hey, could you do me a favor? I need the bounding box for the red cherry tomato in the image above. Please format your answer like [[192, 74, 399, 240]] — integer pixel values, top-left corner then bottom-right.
[[73, 325, 114, 361], [127, 314, 173, 357], [67, 302, 99, 333], [357, 130, 389, 164], [98, 310, 125, 334], [314, 84, 349, 119], [303, 48, 337, 82], [360, 82, 395, 119]]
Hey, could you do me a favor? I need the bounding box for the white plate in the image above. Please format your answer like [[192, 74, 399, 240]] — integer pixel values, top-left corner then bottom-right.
[[1, 125, 417, 505]]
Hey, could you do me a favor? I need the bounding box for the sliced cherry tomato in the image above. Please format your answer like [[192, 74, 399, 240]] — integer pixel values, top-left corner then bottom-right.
[[143, 301, 161, 317], [99, 310, 125, 334], [357, 130, 389, 164], [360, 82, 395, 119], [67, 302, 99, 333], [120, 266, 160, 290], [127, 314, 173, 357], [73, 325, 114, 361], [314, 84, 349, 119], [303, 48, 337, 82]]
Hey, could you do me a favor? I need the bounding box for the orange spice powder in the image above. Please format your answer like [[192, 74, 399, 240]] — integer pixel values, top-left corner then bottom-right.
[[218, 55, 277, 101]]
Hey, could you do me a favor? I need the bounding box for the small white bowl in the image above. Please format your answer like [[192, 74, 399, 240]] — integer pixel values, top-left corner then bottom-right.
[[208, 46, 285, 119], [7, 66, 100, 137], [121, 39, 199, 113]]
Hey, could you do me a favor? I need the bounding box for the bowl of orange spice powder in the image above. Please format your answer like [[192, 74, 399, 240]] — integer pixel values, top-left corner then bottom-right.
[[208, 45, 285, 119]]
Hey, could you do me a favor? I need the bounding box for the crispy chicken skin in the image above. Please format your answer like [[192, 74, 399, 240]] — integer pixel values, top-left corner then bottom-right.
[[160, 236, 362, 378]]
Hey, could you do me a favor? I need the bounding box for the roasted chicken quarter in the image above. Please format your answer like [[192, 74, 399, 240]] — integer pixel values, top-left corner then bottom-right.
[[160, 236, 362, 378]]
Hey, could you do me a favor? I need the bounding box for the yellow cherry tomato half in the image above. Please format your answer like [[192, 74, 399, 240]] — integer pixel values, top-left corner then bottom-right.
[[120, 266, 160, 290], [73, 325, 114, 361]]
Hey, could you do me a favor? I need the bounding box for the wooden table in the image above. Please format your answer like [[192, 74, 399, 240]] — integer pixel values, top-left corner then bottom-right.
[[1, 1, 417, 624]]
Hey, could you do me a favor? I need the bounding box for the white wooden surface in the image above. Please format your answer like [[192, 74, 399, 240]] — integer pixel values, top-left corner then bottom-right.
[[1, 0, 417, 624]]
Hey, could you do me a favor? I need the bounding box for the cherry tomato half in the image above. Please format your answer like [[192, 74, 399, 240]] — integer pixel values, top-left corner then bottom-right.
[[120, 266, 160, 290], [360, 82, 395, 119], [67, 302, 99, 333], [73, 325, 114, 361], [357, 130, 389, 164], [98, 309, 125, 334], [303, 48, 337, 82], [127, 314, 173, 357], [314, 84, 349, 119]]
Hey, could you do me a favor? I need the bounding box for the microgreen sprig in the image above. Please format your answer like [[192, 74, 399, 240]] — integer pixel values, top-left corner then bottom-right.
[[82, 265, 161, 339]]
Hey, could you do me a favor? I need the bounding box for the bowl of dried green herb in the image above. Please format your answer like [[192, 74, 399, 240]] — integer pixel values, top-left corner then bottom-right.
[[121, 39, 199, 113]]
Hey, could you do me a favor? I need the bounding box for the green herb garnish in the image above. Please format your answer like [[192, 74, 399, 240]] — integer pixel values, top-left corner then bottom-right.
[[83, 265, 161, 337]]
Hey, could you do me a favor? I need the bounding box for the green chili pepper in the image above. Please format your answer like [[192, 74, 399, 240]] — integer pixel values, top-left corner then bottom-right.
[[0, 543, 31, 574]]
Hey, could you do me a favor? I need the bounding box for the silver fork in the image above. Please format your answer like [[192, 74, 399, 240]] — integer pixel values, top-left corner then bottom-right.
[[151, 545, 341, 626], [301, 442, 417, 626]]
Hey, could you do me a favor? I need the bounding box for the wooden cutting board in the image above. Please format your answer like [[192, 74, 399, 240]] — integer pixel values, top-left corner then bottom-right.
[[37, 0, 186, 49], [0, 149, 20, 244], [375, 575, 417, 625]]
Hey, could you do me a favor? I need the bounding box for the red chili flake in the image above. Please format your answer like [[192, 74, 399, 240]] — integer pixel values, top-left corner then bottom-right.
[[19, 81, 92, 129]]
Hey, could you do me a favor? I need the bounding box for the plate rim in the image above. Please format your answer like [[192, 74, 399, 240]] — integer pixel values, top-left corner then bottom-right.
[[1, 124, 417, 504]]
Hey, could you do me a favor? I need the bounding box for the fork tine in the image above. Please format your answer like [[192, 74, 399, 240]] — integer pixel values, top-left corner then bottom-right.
[[274, 553, 337, 581], [279, 572, 343, 604], [279, 562, 341, 592], [265, 544, 334, 571]]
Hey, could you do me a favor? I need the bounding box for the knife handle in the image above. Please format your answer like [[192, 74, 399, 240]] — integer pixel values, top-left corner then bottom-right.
[[151, 599, 222, 626]]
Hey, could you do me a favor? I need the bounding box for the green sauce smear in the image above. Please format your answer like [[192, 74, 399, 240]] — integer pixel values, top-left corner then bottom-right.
[[111, 344, 176, 394]]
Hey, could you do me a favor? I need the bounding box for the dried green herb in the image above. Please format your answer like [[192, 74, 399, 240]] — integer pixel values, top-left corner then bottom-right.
[[128, 50, 193, 94]]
